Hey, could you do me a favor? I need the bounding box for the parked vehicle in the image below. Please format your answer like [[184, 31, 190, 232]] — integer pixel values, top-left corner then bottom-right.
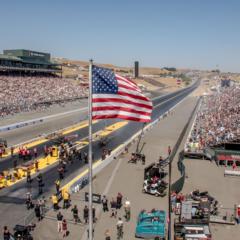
[[135, 210, 166, 239], [174, 224, 212, 240], [13, 224, 35, 240], [0, 138, 7, 153]]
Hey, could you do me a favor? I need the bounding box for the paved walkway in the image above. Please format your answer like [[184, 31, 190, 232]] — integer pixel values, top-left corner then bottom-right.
[[32, 94, 198, 240]]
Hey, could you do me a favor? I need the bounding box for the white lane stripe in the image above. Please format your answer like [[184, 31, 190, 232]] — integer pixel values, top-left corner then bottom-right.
[[92, 94, 152, 106], [92, 102, 152, 112], [92, 110, 151, 119]]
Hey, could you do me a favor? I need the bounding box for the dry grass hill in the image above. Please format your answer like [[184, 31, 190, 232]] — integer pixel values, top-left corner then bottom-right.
[[54, 58, 185, 92]]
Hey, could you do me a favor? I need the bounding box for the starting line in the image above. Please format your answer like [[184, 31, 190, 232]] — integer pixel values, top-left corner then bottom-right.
[[1, 120, 98, 158], [0, 121, 128, 189]]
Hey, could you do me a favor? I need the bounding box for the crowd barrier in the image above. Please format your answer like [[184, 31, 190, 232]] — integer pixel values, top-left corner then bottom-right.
[[171, 97, 202, 193], [224, 170, 240, 177], [171, 151, 186, 193]]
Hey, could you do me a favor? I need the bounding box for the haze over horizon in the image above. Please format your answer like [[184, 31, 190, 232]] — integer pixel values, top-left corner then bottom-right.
[[0, 0, 239, 72]]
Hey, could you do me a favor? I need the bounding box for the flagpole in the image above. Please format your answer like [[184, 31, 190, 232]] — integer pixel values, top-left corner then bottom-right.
[[88, 59, 93, 240]]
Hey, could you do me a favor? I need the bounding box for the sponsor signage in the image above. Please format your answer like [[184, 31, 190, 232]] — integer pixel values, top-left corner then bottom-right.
[[29, 51, 45, 57], [177, 79, 182, 85], [217, 154, 240, 161], [85, 192, 101, 204]]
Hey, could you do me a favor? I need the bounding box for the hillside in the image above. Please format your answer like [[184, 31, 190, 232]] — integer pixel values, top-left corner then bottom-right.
[[54, 58, 183, 92]]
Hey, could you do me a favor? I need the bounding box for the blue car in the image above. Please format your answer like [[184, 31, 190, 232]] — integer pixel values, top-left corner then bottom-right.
[[135, 210, 166, 239]]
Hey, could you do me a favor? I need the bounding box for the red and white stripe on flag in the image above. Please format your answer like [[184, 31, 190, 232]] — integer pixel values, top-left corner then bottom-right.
[[92, 73, 153, 122]]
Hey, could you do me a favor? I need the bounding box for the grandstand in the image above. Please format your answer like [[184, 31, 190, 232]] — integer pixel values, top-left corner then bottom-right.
[[0, 49, 62, 76]]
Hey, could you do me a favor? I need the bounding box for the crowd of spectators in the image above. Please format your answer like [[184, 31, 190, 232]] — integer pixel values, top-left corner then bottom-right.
[[186, 86, 240, 152], [0, 76, 88, 118]]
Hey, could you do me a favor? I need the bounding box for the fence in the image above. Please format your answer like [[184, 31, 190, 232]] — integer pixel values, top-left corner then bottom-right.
[[171, 151, 185, 193], [171, 96, 202, 193]]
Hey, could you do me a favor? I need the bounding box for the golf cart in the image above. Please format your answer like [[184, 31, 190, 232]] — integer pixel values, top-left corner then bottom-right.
[[143, 180, 167, 197]]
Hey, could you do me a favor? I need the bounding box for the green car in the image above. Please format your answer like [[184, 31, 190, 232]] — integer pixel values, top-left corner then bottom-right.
[[135, 210, 166, 239]]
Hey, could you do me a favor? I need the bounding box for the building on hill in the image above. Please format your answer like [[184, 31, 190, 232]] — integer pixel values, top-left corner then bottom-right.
[[0, 49, 62, 76]]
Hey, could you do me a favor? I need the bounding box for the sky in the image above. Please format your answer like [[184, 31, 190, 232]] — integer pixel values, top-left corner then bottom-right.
[[0, 0, 240, 72]]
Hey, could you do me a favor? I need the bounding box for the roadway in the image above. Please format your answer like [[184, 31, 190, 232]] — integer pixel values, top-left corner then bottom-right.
[[0, 81, 199, 227]]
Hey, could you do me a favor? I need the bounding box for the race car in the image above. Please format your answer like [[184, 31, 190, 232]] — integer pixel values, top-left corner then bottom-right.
[[142, 180, 167, 197]]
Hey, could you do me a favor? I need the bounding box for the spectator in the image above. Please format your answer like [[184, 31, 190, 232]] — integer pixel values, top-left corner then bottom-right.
[[71, 205, 79, 224], [3, 226, 11, 240], [116, 218, 124, 239], [52, 194, 59, 210], [83, 205, 89, 224], [124, 198, 131, 221], [116, 192, 123, 209], [105, 229, 111, 240], [0, 75, 88, 118], [186, 86, 240, 152], [62, 190, 70, 209], [37, 173, 43, 195], [62, 219, 68, 238], [34, 204, 42, 221], [57, 212, 63, 232], [102, 195, 109, 212], [92, 206, 96, 223], [34, 159, 39, 172], [55, 179, 60, 194]]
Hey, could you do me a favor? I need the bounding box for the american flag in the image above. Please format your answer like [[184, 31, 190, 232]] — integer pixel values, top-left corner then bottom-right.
[[92, 65, 152, 122]]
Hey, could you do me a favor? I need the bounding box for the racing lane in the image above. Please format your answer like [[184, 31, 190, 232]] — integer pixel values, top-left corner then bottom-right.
[[0, 81, 199, 227]]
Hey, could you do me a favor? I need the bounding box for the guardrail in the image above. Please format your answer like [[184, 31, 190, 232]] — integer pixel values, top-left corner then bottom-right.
[[0, 118, 44, 132]]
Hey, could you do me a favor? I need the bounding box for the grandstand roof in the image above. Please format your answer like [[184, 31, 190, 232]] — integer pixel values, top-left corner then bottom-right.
[[0, 54, 21, 62], [0, 49, 62, 74], [0, 50, 59, 66]]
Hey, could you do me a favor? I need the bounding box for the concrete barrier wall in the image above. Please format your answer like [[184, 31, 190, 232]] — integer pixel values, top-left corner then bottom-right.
[[0, 118, 44, 132]]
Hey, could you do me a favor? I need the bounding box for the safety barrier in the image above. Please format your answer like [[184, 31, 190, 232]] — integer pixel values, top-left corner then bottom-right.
[[171, 151, 186, 193], [224, 170, 240, 177], [0, 118, 44, 132], [0, 106, 88, 133], [171, 97, 202, 193]]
